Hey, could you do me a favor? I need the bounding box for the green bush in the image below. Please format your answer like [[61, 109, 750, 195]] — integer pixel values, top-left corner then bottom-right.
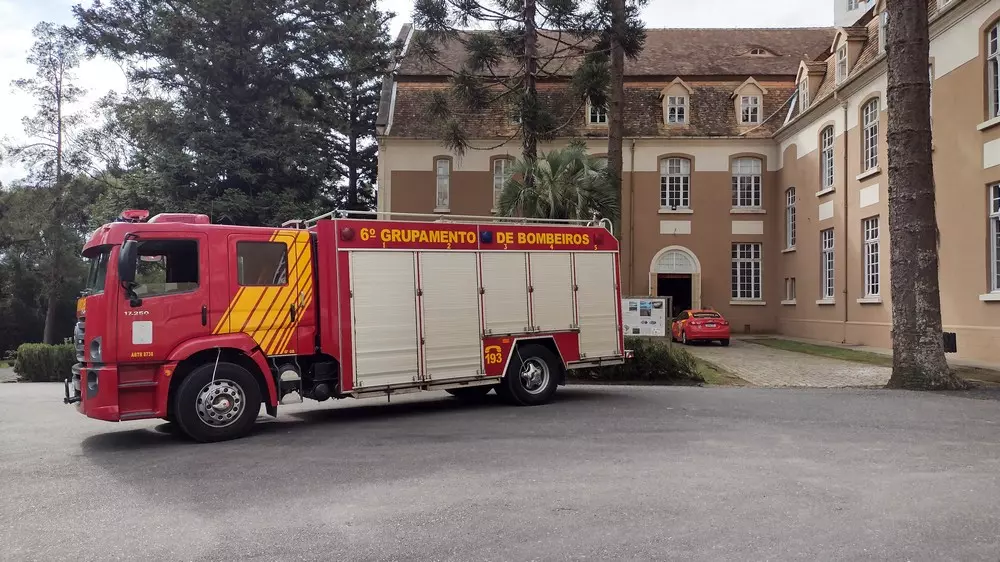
[[13, 343, 76, 382], [571, 337, 704, 385]]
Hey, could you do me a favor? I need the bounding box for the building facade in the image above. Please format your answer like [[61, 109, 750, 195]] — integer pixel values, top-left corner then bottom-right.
[[375, 0, 1000, 363]]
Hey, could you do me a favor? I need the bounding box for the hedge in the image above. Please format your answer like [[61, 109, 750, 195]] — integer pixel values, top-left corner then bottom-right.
[[571, 337, 704, 385], [14, 343, 76, 382]]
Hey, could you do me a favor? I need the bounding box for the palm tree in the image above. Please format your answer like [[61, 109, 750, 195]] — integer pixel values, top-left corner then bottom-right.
[[495, 144, 619, 225]]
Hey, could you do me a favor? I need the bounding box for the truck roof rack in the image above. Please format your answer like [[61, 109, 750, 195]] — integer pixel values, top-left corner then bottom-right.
[[282, 210, 614, 232]]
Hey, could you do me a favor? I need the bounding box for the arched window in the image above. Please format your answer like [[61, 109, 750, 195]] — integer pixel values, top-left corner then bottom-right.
[[731, 157, 762, 209], [659, 157, 691, 210], [988, 21, 1000, 118], [861, 98, 880, 172], [785, 187, 796, 250], [821, 126, 835, 190]]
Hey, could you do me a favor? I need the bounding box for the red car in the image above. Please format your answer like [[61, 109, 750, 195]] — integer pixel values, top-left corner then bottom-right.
[[671, 309, 731, 346]]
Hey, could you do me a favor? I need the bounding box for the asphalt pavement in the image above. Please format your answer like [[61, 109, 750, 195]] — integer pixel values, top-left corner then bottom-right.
[[2, 382, 1000, 561]]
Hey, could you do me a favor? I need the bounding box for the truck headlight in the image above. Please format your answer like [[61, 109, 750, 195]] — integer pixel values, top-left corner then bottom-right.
[[89, 336, 102, 363]]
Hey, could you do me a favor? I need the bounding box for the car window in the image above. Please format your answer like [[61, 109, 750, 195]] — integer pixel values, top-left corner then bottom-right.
[[692, 312, 721, 318], [675, 311, 689, 321]]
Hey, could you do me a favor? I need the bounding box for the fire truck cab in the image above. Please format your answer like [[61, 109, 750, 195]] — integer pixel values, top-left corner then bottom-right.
[[66, 210, 626, 442]]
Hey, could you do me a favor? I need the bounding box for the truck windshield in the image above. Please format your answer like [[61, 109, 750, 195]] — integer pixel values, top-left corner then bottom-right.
[[83, 247, 111, 295]]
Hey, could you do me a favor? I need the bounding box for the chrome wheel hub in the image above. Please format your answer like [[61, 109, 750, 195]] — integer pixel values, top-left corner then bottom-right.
[[519, 359, 550, 395], [196, 379, 244, 428]]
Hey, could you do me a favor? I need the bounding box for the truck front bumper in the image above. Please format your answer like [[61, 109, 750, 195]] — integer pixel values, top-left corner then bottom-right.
[[64, 363, 120, 421]]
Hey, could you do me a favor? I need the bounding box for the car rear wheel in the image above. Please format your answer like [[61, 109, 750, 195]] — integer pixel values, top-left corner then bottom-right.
[[681, 331, 688, 345], [721, 339, 730, 347]]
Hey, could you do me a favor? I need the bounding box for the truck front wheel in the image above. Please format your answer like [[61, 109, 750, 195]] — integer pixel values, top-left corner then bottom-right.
[[497, 343, 561, 406], [173, 361, 262, 443]]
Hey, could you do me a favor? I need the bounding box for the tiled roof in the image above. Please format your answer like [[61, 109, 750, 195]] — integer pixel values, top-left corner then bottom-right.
[[398, 27, 836, 78], [387, 81, 794, 139]]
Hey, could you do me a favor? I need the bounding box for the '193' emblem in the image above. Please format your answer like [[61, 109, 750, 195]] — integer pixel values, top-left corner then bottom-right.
[[124, 310, 150, 316]]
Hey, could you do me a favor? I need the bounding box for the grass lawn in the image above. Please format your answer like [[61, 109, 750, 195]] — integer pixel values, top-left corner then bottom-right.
[[747, 338, 1000, 385]]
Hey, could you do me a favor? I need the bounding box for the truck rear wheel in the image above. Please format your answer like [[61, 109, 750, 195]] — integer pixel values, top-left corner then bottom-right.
[[498, 343, 560, 406], [173, 361, 262, 443]]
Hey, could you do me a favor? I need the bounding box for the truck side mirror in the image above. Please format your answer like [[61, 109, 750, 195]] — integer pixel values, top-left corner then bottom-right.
[[118, 239, 138, 284], [118, 238, 143, 307]]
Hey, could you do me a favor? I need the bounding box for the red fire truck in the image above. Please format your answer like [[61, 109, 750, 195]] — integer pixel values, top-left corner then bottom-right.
[[65, 210, 626, 442]]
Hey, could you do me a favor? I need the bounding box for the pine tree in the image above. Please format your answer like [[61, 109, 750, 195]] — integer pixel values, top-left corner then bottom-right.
[[411, 0, 612, 171], [2, 22, 87, 344], [73, 0, 383, 226], [327, 0, 396, 212]]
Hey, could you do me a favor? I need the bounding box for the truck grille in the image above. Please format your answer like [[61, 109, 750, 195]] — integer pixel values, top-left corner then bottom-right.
[[74, 320, 85, 362]]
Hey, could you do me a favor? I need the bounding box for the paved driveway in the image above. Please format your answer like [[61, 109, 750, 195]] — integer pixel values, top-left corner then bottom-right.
[[4, 382, 1000, 561], [0, 367, 15, 384], [682, 339, 891, 387]]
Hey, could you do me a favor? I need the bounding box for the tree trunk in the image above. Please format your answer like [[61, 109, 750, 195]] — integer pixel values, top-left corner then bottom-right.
[[884, 0, 965, 390], [522, 0, 538, 190], [43, 59, 66, 345], [42, 288, 59, 344], [348, 90, 359, 210], [607, 0, 625, 226]]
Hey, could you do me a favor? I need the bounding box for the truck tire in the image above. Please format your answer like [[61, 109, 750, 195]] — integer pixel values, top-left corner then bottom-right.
[[498, 343, 561, 406], [446, 386, 494, 400], [173, 361, 262, 443]]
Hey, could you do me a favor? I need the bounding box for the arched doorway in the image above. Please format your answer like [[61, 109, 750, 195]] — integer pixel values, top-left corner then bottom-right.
[[649, 246, 702, 317]]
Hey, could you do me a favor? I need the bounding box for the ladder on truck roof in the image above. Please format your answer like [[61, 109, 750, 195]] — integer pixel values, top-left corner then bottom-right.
[[281, 210, 614, 232]]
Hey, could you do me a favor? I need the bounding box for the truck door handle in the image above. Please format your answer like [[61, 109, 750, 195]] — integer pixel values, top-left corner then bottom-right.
[[289, 303, 296, 322], [201, 305, 207, 326]]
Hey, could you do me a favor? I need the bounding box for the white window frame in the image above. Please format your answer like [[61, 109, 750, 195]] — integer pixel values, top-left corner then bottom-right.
[[492, 158, 511, 210], [589, 100, 608, 125], [821, 126, 835, 190], [785, 187, 796, 249], [836, 46, 848, 84], [797, 79, 809, 111], [731, 157, 763, 210], [989, 23, 1000, 119], [847, 0, 861, 9], [863, 216, 880, 297], [740, 95, 760, 124], [731, 243, 762, 301], [435, 158, 450, 211], [879, 11, 888, 55], [660, 157, 691, 210], [667, 95, 687, 124], [821, 228, 835, 300], [862, 98, 879, 172], [991, 184, 1000, 292]]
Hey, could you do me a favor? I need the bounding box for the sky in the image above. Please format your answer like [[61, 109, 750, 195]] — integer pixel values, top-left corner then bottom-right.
[[0, 0, 832, 185]]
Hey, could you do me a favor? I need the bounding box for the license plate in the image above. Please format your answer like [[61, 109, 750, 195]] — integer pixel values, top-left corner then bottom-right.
[[706, 323, 717, 328]]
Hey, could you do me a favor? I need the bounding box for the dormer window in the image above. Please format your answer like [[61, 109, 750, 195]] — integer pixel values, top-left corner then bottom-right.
[[661, 78, 694, 127], [836, 46, 848, 83], [847, 0, 861, 8], [588, 101, 608, 125], [798, 78, 809, 111], [741, 95, 760, 124], [733, 77, 766, 126], [667, 96, 687, 124]]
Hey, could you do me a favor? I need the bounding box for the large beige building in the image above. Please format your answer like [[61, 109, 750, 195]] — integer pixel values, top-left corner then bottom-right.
[[375, 0, 1000, 363]]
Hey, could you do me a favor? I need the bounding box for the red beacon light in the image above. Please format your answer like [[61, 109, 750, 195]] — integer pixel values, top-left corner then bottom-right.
[[118, 209, 150, 223]]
